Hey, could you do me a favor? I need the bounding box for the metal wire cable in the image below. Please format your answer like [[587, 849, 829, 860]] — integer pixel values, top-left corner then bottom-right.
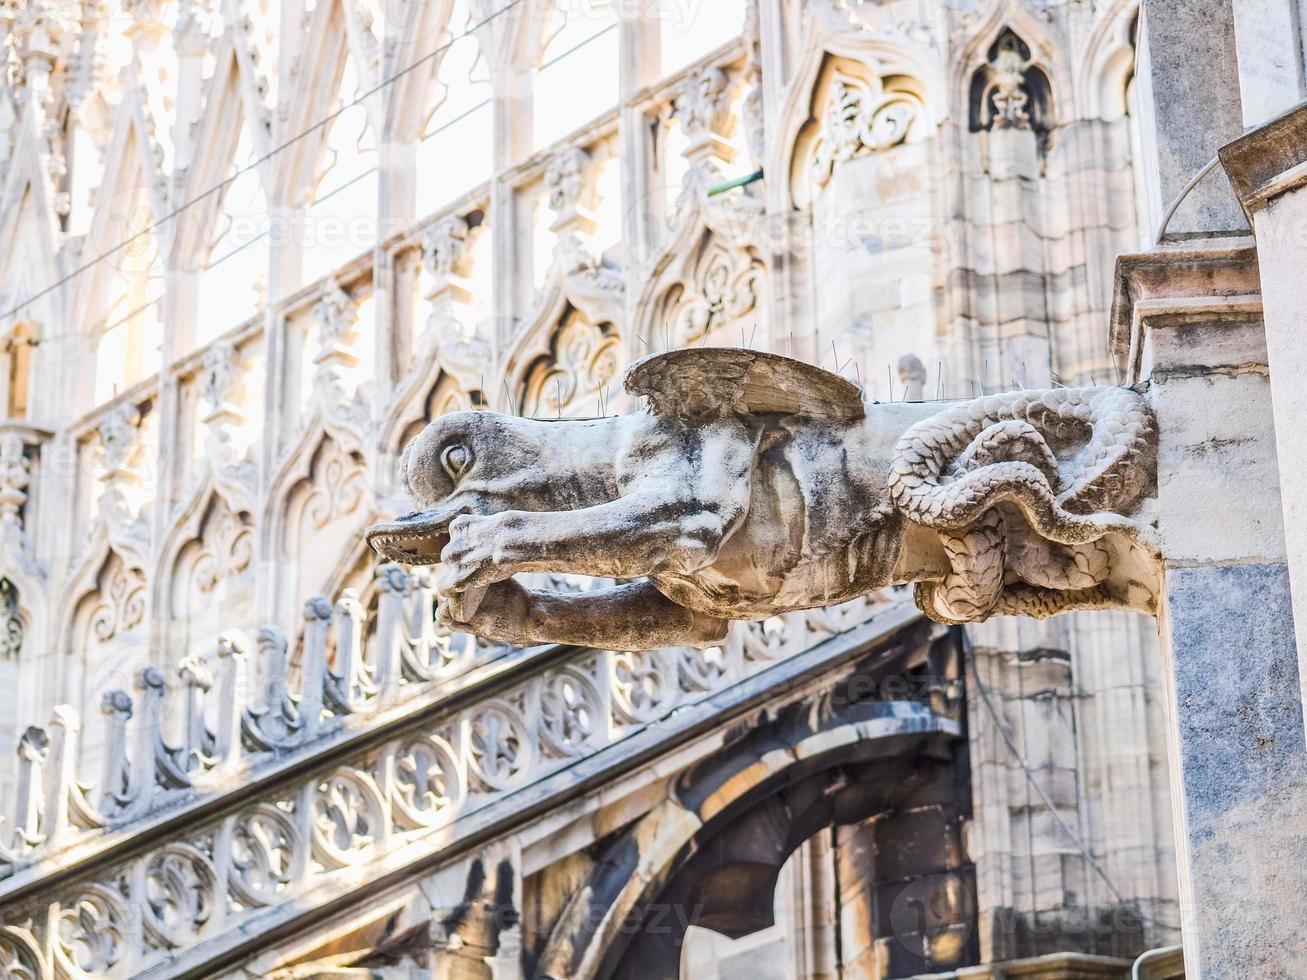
[[0, 0, 530, 324]]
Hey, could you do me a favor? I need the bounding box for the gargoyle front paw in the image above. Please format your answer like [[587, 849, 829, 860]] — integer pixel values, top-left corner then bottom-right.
[[437, 514, 511, 615], [436, 579, 530, 643]]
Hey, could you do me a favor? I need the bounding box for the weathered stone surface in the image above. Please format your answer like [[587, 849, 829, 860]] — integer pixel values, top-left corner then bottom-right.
[[1161, 563, 1307, 980], [1135, 0, 1248, 238], [1220, 101, 1307, 732], [369, 349, 1161, 648]]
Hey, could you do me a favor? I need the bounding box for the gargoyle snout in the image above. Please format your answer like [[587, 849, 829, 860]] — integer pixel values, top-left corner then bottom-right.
[[365, 510, 451, 565]]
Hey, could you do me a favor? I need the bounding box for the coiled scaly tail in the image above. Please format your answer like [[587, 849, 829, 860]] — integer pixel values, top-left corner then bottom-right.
[[887, 387, 1157, 623]]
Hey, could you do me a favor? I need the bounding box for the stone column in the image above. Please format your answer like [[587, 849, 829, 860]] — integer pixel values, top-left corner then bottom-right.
[[1219, 102, 1307, 733], [1111, 241, 1307, 979], [1230, 0, 1307, 126], [1134, 0, 1247, 238]]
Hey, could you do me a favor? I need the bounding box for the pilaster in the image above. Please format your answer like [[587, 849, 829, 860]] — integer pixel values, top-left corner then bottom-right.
[[1112, 240, 1307, 979], [1134, 1, 1247, 238], [1219, 100, 1307, 737]]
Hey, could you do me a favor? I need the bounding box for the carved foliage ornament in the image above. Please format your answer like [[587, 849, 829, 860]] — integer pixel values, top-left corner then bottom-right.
[[302, 437, 367, 531], [189, 496, 254, 596], [89, 552, 146, 642], [0, 579, 20, 661], [809, 68, 923, 190], [667, 235, 762, 344], [0, 434, 29, 532], [521, 312, 620, 419]]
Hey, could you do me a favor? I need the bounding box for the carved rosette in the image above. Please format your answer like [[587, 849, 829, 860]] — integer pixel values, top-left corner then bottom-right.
[[52, 885, 130, 978], [309, 769, 386, 868], [610, 650, 680, 725], [467, 701, 531, 791], [537, 666, 601, 758], [390, 734, 463, 829], [226, 803, 304, 908], [141, 844, 218, 948]]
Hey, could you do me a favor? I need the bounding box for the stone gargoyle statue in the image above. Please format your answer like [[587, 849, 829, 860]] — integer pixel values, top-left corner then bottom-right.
[[367, 349, 1159, 651]]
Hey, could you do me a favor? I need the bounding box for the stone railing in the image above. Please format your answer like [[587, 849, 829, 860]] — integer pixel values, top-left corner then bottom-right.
[[0, 573, 912, 980], [0, 563, 492, 878]]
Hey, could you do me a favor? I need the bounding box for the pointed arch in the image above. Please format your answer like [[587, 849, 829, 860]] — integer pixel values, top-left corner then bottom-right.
[[772, 29, 945, 212], [529, 0, 620, 151], [264, 417, 373, 626], [627, 195, 764, 355], [56, 534, 152, 767], [176, 31, 278, 349], [501, 263, 624, 417], [383, 0, 460, 142], [273, 0, 380, 207], [949, 0, 1069, 130], [1077, 0, 1140, 122], [70, 90, 172, 406], [410, 1, 495, 218], [157, 486, 256, 664], [536, 700, 959, 979], [154, 474, 256, 620], [0, 106, 67, 361], [379, 368, 476, 463], [172, 26, 275, 265]]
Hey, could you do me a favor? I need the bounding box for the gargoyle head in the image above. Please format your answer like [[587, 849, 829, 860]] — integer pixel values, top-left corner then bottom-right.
[[366, 411, 558, 565]]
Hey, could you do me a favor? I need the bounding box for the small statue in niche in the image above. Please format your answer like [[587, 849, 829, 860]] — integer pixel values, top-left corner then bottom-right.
[[368, 349, 1158, 651]]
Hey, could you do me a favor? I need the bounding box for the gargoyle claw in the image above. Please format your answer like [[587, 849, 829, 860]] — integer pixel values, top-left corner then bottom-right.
[[438, 513, 508, 596]]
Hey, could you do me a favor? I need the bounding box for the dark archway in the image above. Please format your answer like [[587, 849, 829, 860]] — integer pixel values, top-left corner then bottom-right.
[[534, 626, 978, 980]]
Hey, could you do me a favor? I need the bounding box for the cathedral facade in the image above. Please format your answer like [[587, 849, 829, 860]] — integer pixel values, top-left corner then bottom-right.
[[0, 0, 1239, 976]]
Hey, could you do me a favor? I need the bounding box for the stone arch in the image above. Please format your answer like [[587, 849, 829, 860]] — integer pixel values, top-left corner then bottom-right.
[[1077, 0, 1140, 123], [382, 0, 460, 143], [773, 30, 944, 212], [627, 195, 765, 356], [158, 487, 256, 662], [949, 0, 1069, 125], [73, 93, 170, 407], [519, 308, 621, 419], [503, 266, 623, 417], [271, 0, 381, 207], [381, 363, 479, 463], [967, 29, 1055, 150], [535, 697, 971, 979], [265, 426, 372, 626], [171, 27, 277, 349], [60, 542, 150, 774]]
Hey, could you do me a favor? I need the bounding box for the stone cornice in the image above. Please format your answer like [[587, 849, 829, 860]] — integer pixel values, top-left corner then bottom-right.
[[1220, 100, 1307, 220], [1109, 240, 1262, 383]]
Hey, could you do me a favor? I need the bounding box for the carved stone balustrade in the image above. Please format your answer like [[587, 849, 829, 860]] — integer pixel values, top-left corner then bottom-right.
[[0, 578, 910, 980]]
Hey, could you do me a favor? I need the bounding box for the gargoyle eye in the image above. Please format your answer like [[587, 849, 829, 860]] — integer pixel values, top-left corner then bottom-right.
[[441, 444, 472, 480]]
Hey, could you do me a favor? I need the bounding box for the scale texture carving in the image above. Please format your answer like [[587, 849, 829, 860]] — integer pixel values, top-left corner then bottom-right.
[[368, 349, 1159, 648]]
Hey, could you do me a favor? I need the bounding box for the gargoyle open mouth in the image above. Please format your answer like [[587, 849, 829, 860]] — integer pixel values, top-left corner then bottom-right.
[[365, 511, 451, 565]]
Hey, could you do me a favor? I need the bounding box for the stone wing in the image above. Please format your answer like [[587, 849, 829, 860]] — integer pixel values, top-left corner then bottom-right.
[[623, 347, 866, 421]]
